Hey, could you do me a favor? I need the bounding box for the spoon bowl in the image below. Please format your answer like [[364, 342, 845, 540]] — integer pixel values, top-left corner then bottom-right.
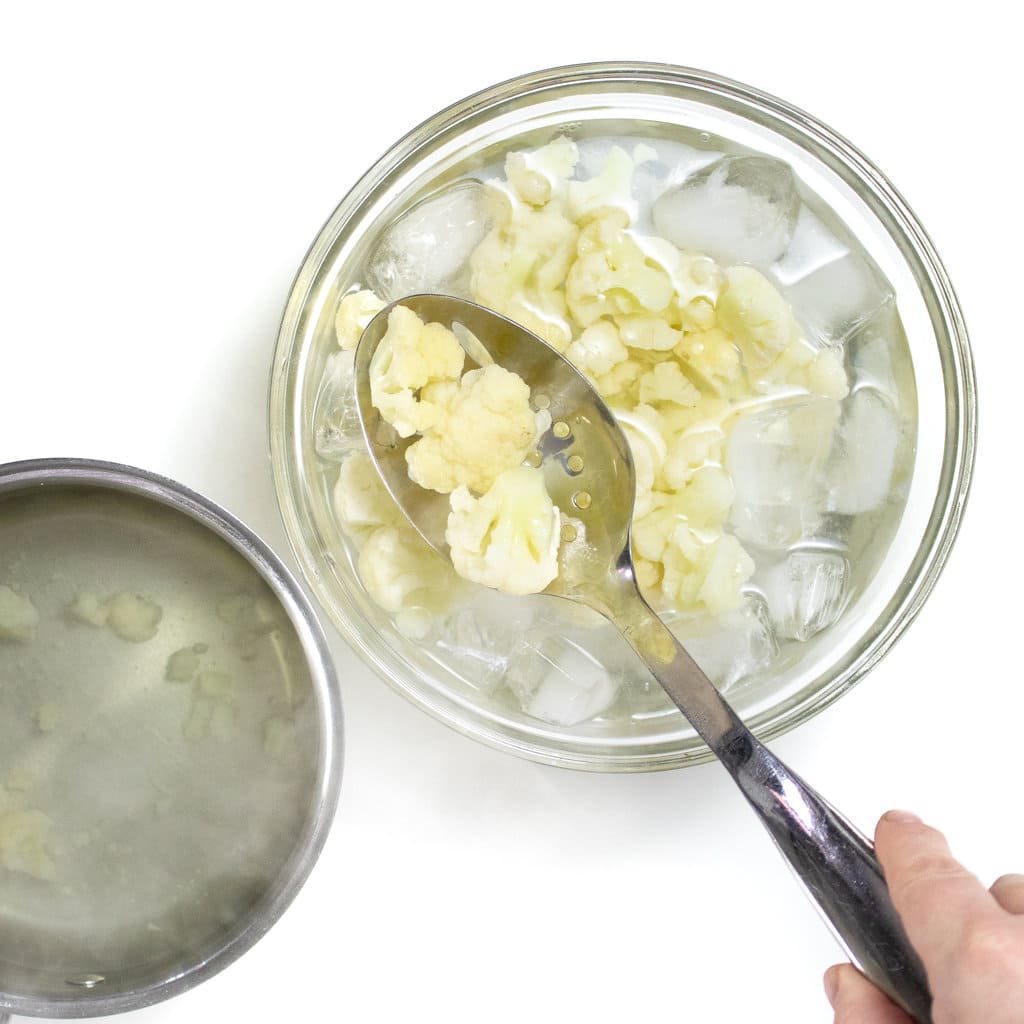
[[356, 294, 933, 1023]]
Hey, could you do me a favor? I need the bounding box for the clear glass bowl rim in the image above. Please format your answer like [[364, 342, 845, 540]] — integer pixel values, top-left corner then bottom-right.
[[269, 61, 977, 772]]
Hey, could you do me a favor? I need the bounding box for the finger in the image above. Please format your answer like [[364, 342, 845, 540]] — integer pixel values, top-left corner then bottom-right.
[[875, 810, 1001, 969], [824, 963, 914, 1024], [990, 873, 1024, 914]]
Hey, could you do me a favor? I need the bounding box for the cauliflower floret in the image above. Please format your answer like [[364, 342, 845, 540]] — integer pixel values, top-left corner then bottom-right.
[[638, 361, 701, 407], [678, 466, 736, 528], [675, 326, 743, 395], [716, 266, 800, 368], [470, 193, 578, 351], [107, 593, 162, 642], [332, 452, 403, 541], [567, 144, 654, 224], [505, 136, 579, 207], [616, 314, 682, 352], [660, 525, 754, 615], [358, 525, 455, 628], [405, 365, 540, 495], [335, 289, 385, 351], [445, 467, 559, 596], [805, 348, 850, 401], [566, 214, 676, 327], [65, 591, 109, 627], [613, 404, 667, 519], [0, 585, 39, 643], [564, 320, 629, 381], [660, 415, 728, 491], [594, 357, 645, 404], [369, 306, 465, 437]]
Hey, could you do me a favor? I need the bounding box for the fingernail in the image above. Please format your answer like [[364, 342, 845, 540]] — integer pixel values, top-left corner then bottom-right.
[[884, 809, 922, 824], [823, 965, 841, 1007]]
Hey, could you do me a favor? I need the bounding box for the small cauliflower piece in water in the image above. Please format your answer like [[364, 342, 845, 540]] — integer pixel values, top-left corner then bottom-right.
[[505, 136, 580, 207], [65, 591, 109, 628], [613, 404, 668, 519], [470, 178, 579, 352], [358, 525, 455, 616], [566, 213, 676, 327], [369, 306, 465, 438], [106, 593, 162, 642], [638, 361, 701, 408], [660, 525, 754, 616], [564, 320, 630, 382], [335, 289, 385, 351], [716, 265, 800, 368], [405, 365, 541, 495], [446, 467, 559, 596], [0, 809, 54, 880], [0, 585, 39, 643], [332, 452, 403, 541]]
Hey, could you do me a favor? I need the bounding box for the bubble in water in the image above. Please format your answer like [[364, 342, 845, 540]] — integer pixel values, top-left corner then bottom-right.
[[566, 454, 584, 473], [365, 180, 491, 301], [652, 156, 800, 268], [553, 421, 571, 439], [572, 491, 592, 510]]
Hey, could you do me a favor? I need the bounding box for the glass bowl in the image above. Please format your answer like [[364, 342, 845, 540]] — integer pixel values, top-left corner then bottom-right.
[[269, 63, 975, 772]]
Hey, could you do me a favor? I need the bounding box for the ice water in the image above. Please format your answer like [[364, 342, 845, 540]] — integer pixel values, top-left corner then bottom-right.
[[313, 125, 917, 731]]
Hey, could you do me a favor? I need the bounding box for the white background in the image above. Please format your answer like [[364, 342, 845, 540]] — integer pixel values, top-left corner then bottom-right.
[[1, 3, 1021, 1021]]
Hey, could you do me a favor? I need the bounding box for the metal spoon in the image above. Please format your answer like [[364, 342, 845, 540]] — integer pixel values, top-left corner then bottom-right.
[[355, 293, 932, 1022]]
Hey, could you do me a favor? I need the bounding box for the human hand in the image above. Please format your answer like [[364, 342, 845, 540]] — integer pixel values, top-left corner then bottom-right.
[[824, 810, 1024, 1023]]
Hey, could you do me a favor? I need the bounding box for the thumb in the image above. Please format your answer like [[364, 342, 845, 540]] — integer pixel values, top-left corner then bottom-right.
[[825, 964, 915, 1023]]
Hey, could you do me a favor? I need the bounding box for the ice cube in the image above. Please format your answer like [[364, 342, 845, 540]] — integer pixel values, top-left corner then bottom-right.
[[761, 548, 850, 641], [665, 596, 778, 692], [365, 180, 490, 301], [652, 156, 800, 267], [506, 629, 619, 726], [826, 387, 904, 515], [434, 591, 543, 693], [726, 397, 839, 549], [772, 207, 894, 347], [847, 302, 909, 403], [313, 351, 362, 462]]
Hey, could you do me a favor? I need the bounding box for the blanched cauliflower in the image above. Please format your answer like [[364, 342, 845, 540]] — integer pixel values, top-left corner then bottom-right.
[[0, 585, 39, 642], [332, 452, 403, 540], [446, 467, 560, 596], [470, 167, 579, 351], [335, 289, 385, 351], [332, 134, 864, 666], [358, 525, 456, 623], [566, 213, 676, 327], [564, 320, 630, 382], [716, 265, 800, 368], [505, 136, 580, 207], [405, 365, 541, 495], [369, 306, 465, 437], [660, 525, 754, 616]]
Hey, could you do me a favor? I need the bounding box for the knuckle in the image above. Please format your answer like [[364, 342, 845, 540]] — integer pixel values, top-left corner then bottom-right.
[[956, 917, 1018, 973], [888, 854, 963, 907]]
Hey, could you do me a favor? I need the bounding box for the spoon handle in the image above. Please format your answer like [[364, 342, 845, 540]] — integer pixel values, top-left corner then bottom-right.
[[613, 598, 933, 1022]]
